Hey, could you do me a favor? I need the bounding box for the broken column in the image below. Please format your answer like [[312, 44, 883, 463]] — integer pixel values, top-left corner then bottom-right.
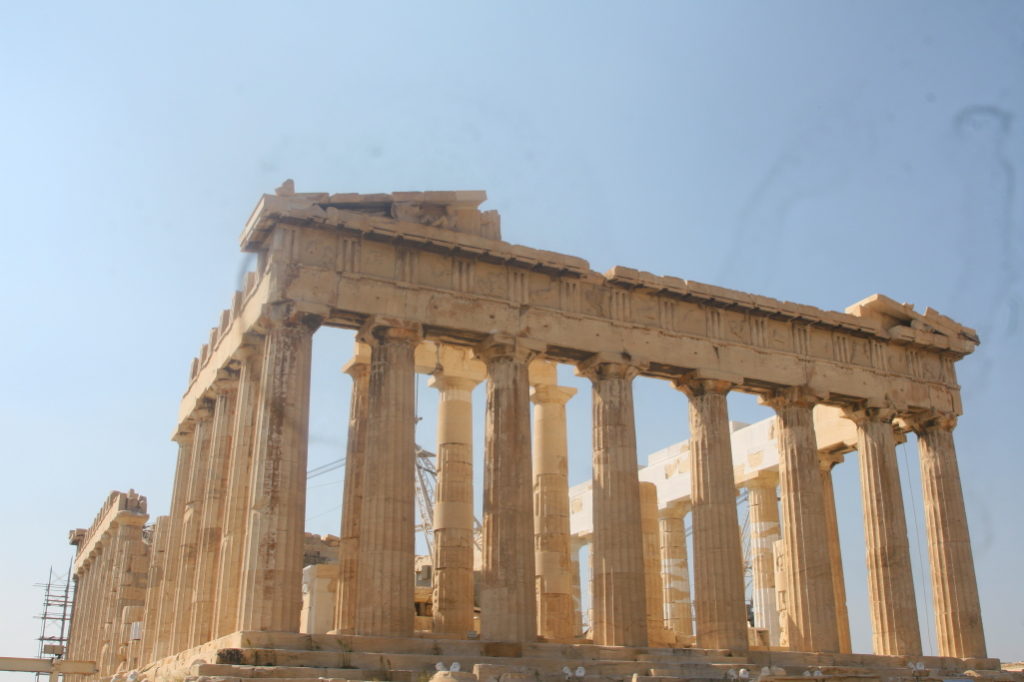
[[747, 472, 781, 646], [659, 501, 692, 643], [640, 481, 671, 647]]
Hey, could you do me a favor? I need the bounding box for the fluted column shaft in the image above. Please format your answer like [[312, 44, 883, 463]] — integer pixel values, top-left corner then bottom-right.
[[747, 475, 781, 646], [819, 455, 852, 653], [847, 409, 921, 655], [238, 318, 316, 632], [678, 379, 747, 652], [171, 410, 213, 652], [213, 347, 262, 637], [431, 373, 482, 635], [659, 503, 692, 640], [569, 537, 585, 637], [911, 413, 986, 658], [145, 434, 192, 660], [579, 359, 647, 647], [640, 482, 670, 646], [476, 336, 538, 642], [531, 380, 577, 641], [354, 321, 421, 636], [335, 353, 370, 633], [190, 384, 237, 646], [139, 516, 168, 664], [765, 389, 838, 653]]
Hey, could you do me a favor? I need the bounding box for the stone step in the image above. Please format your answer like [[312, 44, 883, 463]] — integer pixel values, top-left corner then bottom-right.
[[193, 663, 387, 679]]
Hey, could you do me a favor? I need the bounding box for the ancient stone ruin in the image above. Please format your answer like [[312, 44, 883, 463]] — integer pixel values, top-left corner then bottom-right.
[[64, 186, 1008, 682]]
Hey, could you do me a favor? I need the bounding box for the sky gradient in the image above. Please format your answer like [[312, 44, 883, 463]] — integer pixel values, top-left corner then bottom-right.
[[1, 1, 1021, 673]]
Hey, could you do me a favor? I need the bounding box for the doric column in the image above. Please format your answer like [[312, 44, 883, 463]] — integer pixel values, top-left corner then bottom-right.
[[430, 347, 485, 636], [475, 335, 538, 643], [213, 345, 262, 637], [334, 345, 370, 633], [354, 319, 421, 637], [578, 356, 647, 647], [530, 359, 577, 641], [845, 407, 921, 655], [569, 536, 585, 637], [747, 472, 781, 646], [190, 381, 238, 646], [819, 453, 852, 653], [659, 501, 692, 642], [139, 516, 168, 665], [906, 411, 986, 658], [238, 315, 317, 632], [762, 387, 838, 653], [640, 482, 670, 647], [170, 406, 213, 653], [147, 432, 193, 660], [676, 377, 747, 653]]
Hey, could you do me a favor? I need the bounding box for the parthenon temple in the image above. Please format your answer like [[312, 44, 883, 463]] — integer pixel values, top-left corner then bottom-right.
[[64, 186, 1008, 682]]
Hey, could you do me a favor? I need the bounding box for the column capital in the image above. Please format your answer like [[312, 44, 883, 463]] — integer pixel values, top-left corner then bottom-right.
[[530, 383, 577, 405], [357, 317, 423, 347], [842, 405, 898, 426], [262, 301, 323, 330], [576, 353, 642, 382], [818, 451, 845, 472], [428, 373, 482, 393], [759, 385, 826, 410], [901, 409, 958, 433], [473, 333, 542, 365], [672, 376, 734, 399]]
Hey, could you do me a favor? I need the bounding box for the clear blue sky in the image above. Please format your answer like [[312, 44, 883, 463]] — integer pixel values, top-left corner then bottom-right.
[[1, 1, 1021, 673]]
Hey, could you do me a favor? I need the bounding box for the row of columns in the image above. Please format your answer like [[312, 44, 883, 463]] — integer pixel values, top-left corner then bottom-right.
[[332, 328, 986, 658], [141, 314, 319, 662], [67, 492, 149, 678], [144, 313, 985, 663]]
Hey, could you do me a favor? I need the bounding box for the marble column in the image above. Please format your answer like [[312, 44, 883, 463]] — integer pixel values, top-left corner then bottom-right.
[[579, 357, 647, 647], [530, 361, 577, 641], [213, 345, 262, 637], [190, 382, 237, 646], [640, 482, 670, 647], [238, 317, 317, 632], [819, 454, 852, 654], [763, 387, 838, 653], [846, 407, 921, 655], [569, 536, 585, 637], [747, 472, 781, 646], [907, 411, 986, 659], [659, 501, 692, 642], [138, 516, 168, 665], [354, 320, 421, 637], [676, 378, 747, 653], [148, 433, 192, 660], [334, 347, 370, 633], [431, 363, 483, 635], [170, 407, 213, 653], [475, 335, 538, 643]]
